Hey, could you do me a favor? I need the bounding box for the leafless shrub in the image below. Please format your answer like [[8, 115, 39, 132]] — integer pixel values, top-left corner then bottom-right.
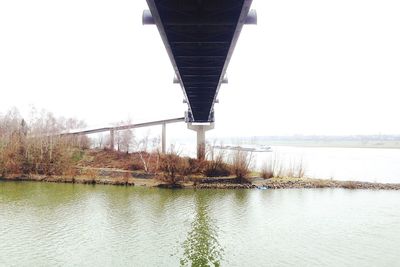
[[184, 157, 207, 175], [230, 150, 254, 183], [130, 155, 145, 170], [159, 147, 188, 184], [203, 144, 231, 177], [260, 162, 274, 179]]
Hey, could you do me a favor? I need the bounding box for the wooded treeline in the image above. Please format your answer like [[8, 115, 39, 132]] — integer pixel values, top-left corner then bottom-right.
[[0, 108, 89, 176]]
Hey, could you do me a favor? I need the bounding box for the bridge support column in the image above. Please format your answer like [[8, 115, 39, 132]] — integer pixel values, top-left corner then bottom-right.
[[162, 123, 166, 154], [110, 129, 115, 150], [187, 123, 214, 160]]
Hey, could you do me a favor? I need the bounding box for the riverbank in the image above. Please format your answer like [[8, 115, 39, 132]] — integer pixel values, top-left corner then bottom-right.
[[1, 170, 400, 190], [1, 148, 399, 190]]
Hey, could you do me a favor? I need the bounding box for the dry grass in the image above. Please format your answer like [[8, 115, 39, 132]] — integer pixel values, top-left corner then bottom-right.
[[312, 179, 331, 188], [80, 149, 160, 172], [260, 161, 274, 179], [342, 181, 358, 189], [260, 168, 274, 179], [260, 154, 306, 179]]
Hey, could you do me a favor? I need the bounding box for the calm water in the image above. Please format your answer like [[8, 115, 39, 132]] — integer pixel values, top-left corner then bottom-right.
[[1, 181, 400, 266]]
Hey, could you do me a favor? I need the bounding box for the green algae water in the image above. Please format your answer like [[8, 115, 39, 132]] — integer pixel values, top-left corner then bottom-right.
[[1, 181, 400, 266]]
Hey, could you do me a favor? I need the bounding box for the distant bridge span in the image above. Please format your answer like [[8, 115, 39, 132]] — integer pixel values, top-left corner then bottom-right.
[[62, 117, 185, 153]]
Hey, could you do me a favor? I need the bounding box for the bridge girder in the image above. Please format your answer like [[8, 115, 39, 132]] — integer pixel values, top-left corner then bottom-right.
[[145, 0, 255, 123]]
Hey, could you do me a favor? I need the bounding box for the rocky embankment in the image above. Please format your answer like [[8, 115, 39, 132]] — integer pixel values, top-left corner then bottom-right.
[[0, 174, 135, 186], [194, 183, 254, 189], [1, 170, 400, 190], [257, 178, 400, 190]]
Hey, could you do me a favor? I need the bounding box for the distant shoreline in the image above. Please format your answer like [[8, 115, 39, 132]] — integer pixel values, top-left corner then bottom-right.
[[210, 138, 400, 149], [265, 142, 400, 149]]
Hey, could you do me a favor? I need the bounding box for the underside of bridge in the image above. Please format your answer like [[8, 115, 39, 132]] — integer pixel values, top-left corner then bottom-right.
[[145, 0, 255, 123], [144, 0, 255, 158]]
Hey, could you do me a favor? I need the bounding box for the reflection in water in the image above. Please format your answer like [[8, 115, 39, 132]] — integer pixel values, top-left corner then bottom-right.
[[180, 194, 223, 267]]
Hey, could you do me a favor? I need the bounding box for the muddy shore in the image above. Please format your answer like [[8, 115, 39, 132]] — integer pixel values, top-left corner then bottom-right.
[[1, 168, 399, 190]]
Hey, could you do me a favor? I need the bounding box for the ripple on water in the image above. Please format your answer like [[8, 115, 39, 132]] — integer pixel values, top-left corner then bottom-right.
[[1, 183, 400, 266]]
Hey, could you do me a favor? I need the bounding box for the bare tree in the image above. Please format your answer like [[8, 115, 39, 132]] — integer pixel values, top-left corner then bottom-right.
[[120, 129, 134, 153], [0, 107, 90, 176], [136, 132, 160, 173], [110, 119, 135, 152], [96, 133, 105, 149]]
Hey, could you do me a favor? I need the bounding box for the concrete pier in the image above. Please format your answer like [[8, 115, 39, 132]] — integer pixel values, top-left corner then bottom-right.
[[162, 123, 166, 154], [110, 129, 115, 150], [187, 123, 214, 160]]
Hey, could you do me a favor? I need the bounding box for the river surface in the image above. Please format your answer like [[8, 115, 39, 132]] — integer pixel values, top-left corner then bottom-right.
[[1, 181, 400, 266], [253, 146, 400, 183], [174, 142, 400, 183]]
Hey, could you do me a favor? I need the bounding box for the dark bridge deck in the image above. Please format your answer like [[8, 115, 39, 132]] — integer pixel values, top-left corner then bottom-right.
[[146, 0, 253, 122]]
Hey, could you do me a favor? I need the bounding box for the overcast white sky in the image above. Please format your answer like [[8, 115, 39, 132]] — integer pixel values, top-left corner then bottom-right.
[[1, 0, 399, 139]]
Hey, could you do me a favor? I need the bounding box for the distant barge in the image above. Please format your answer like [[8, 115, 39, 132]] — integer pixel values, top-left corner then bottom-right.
[[213, 145, 272, 152]]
